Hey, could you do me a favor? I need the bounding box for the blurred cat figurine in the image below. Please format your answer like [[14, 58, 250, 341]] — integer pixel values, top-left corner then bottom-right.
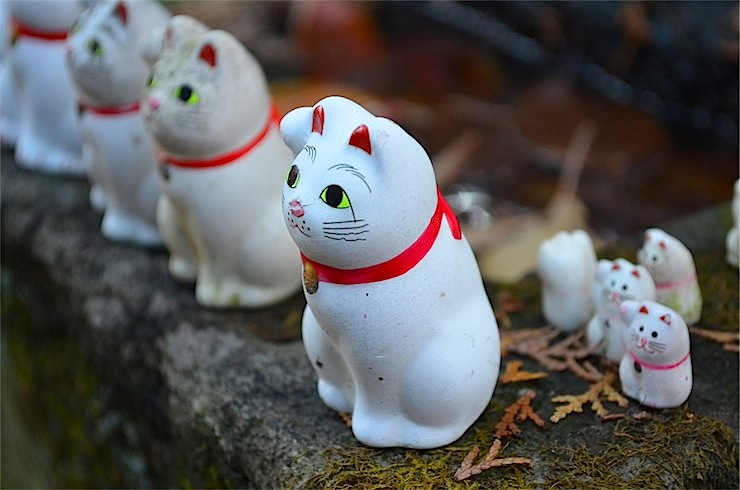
[[67, 0, 169, 246], [727, 180, 739, 268], [638, 228, 702, 325], [0, 0, 20, 146], [619, 300, 692, 408], [281, 96, 500, 449], [7, 0, 85, 173], [142, 16, 300, 307], [587, 258, 656, 363], [537, 229, 596, 332]]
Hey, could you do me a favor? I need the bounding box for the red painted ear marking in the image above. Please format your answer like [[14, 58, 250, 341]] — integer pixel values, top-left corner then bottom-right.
[[349, 124, 371, 154], [312, 105, 324, 135], [611, 263, 621, 271], [115, 1, 128, 24], [658, 240, 667, 250], [199, 43, 216, 67], [631, 269, 641, 279], [639, 305, 650, 314], [660, 314, 671, 325]]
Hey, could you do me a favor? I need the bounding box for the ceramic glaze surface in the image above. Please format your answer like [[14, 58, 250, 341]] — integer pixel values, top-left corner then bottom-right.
[[67, 0, 170, 246], [586, 258, 656, 363], [280, 96, 500, 449], [638, 228, 702, 325], [619, 300, 692, 408], [537, 229, 596, 332], [7, 0, 85, 174], [727, 180, 739, 268], [142, 16, 300, 308], [0, 1, 20, 146]]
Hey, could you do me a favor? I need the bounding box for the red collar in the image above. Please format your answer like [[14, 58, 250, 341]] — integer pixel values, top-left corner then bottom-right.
[[158, 105, 279, 169], [301, 188, 462, 285], [628, 350, 690, 371], [656, 272, 696, 291], [80, 101, 140, 116], [12, 18, 68, 41]]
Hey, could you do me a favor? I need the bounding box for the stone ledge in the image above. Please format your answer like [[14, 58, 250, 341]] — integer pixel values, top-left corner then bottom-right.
[[1, 149, 738, 488]]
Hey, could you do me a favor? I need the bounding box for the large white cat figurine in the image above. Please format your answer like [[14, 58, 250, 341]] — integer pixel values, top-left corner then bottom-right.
[[619, 300, 692, 408], [67, 0, 169, 246], [6, 0, 85, 174], [638, 228, 702, 325], [586, 258, 656, 363], [142, 16, 300, 308], [537, 229, 596, 332], [727, 179, 739, 268], [280, 96, 501, 449]]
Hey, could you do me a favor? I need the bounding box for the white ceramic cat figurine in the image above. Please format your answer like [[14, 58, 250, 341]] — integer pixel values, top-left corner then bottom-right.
[[619, 300, 692, 408], [537, 229, 596, 332], [0, 0, 20, 146], [142, 17, 300, 308], [587, 258, 656, 363], [6, 0, 85, 174], [726, 180, 739, 268], [67, 0, 170, 246], [280, 96, 501, 449], [637, 228, 702, 325]]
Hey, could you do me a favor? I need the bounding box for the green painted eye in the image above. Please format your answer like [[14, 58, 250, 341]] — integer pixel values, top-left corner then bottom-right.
[[147, 74, 156, 88], [286, 165, 299, 188], [87, 38, 102, 56], [174, 84, 198, 105], [320, 184, 350, 209]]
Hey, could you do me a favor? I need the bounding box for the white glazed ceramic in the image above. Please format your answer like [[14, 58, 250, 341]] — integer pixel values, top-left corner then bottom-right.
[[7, 0, 85, 174], [142, 16, 300, 308], [638, 228, 702, 325], [537, 229, 596, 332], [727, 180, 739, 268], [619, 300, 692, 408], [67, 0, 170, 246], [280, 96, 501, 449], [587, 258, 656, 363], [0, 1, 20, 146]]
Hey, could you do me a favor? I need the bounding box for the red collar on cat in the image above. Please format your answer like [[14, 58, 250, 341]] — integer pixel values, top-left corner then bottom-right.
[[655, 272, 696, 291], [627, 349, 690, 371], [80, 101, 141, 116], [158, 105, 279, 169], [11, 18, 68, 41], [301, 189, 462, 286]]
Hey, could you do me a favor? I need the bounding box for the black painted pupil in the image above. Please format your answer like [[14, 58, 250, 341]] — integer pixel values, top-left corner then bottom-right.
[[287, 165, 299, 186], [651, 331, 657, 338], [622, 284, 628, 291], [639, 326, 644, 332], [89, 39, 99, 53], [324, 185, 344, 207], [178, 85, 193, 102]]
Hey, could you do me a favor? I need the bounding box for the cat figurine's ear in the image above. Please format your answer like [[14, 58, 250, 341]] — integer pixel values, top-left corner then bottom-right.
[[139, 15, 209, 66], [619, 300, 640, 325], [198, 43, 216, 67], [595, 259, 613, 281], [114, 1, 127, 25], [280, 105, 315, 155]]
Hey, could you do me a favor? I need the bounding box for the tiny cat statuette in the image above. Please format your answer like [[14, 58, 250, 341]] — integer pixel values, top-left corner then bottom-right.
[[537, 229, 596, 332], [142, 16, 300, 308], [587, 258, 656, 363], [67, 0, 170, 246], [281, 96, 500, 449], [727, 179, 739, 268], [619, 300, 692, 408], [6, 0, 85, 174], [638, 228, 702, 325]]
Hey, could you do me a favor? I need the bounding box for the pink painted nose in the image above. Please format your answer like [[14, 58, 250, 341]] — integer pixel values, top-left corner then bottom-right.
[[289, 199, 304, 217], [640, 337, 647, 347], [147, 97, 160, 110]]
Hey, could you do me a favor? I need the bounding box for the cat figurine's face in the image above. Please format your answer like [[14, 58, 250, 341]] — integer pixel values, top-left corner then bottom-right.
[[637, 228, 696, 284], [142, 16, 270, 157], [593, 258, 656, 313], [280, 96, 437, 270], [620, 300, 690, 366], [67, 1, 170, 106]]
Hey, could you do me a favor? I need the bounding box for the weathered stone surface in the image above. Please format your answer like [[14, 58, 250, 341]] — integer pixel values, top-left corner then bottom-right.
[[2, 148, 737, 488]]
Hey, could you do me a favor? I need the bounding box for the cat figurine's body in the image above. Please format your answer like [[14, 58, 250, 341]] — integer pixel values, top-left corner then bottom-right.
[[142, 16, 300, 307], [67, 0, 170, 246], [0, 0, 20, 146], [619, 300, 692, 408], [280, 96, 500, 449], [638, 228, 702, 325], [537, 229, 596, 332], [6, 0, 85, 174], [727, 180, 739, 268], [587, 258, 656, 363]]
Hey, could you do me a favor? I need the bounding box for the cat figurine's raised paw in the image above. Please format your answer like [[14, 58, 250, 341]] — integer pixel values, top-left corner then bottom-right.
[[537, 229, 596, 332], [619, 300, 692, 409], [142, 16, 300, 308], [280, 96, 500, 449], [67, 0, 170, 246], [586, 258, 656, 363], [7, 0, 85, 174], [638, 228, 702, 325]]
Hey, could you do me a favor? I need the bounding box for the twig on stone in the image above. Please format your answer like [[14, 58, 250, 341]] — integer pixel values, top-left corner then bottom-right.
[[495, 389, 547, 438], [454, 439, 533, 481], [689, 326, 739, 353], [550, 371, 628, 423], [500, 326, 559, 357], [500, 360, 549, 384]]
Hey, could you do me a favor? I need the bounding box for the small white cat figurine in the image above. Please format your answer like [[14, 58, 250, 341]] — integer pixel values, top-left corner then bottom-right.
[[142, 16, 300, 308], [537, 229, 596, 332], [67, 0, 170, 246], [638, 228, 702, 325], [0, 0, 20, 146], [727, 180, 739, 268], [619, 300, 692, 408], [280, 96, 501, 449], [6, 0, 85, 174], [587, 258, 656, 363]]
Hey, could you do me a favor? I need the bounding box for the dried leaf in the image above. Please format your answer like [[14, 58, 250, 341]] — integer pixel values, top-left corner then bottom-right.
[[689, 326, 739, 352], [500, 360, 549, 384], [454, 439, 532, 481], [550, 371, 628, 423], [339, 412, 352, 428]]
